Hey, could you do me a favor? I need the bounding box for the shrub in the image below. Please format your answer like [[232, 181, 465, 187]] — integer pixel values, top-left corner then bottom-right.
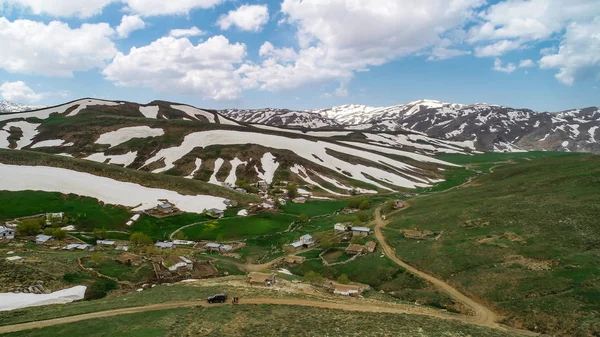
[[337, 274, 350, 284], [85, 279, 118, 300], [52, 229, 67, 240], [17, 219, 41, 236], [130, 232, 153, 246]]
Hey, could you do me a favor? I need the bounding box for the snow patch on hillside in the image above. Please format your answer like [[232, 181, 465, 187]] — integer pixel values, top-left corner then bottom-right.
[[290, 165, 346, 196], [171, 105, 215, 123], [85, 151, 138, 167], [95, 126, 164, 148], [139, 106, 159, 119], [31, 139, 68, 148], [2, 121, 40, 149], [588, 126, 598, 143], [226, 157, 247, 186], [67, 99, 122, 117], [0, 163, 227, 212], [255, 153, 279, 184], [209, 158, 225, 185], [186, 158, 202, 179]]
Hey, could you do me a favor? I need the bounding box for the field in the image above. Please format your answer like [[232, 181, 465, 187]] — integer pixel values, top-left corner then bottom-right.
[[2, 305, 524, 337], [129, 213, 210, 240], [82, 256, 154, 284], [182, 213, 298, 241], [280, 199, 347, 216], [0, 191, 131, 231], [386, 153, 600, 336]]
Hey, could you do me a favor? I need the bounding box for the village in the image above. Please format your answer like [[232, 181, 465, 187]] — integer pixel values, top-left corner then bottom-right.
[[1, 178, 410, 302]]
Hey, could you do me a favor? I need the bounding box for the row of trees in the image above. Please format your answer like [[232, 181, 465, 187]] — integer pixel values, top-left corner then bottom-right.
[[347, 197, 370, 210]]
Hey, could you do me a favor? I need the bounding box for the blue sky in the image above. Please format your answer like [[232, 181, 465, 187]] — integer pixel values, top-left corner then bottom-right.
[[0, 0, 598, 111]]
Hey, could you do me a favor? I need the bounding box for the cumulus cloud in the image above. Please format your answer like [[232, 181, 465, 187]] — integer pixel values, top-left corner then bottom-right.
[[217, 4, 269, 32], [0, 18, 117, 77], [0, 0, 226, 17], [492, 58, 516, 73], [0, 81, 42, 102], [238, 0, 484, 93], [169, 27, 205, 38], [0, 0, 114, 18], [116, 15, 145, 38], [540, 18, 600, 85], [103, 36, 247, 100], [519, 59, 535, 68], [474, 39, 523, 57]]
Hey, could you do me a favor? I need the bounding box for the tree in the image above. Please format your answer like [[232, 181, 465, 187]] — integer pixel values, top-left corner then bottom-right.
[[287, 184, 298, 199], [303, 271, 323, 284], [274, 198, 282, 209], [337, 274, 350, 284], [130, 232, 153, 246], [382, 200, 396, 214], [283, 245, 294, 254], [359, 200, 370, 210], [356, 211, 370, 223], [17, 219, 41, 236], [314, 232, 335, 249], [52, 229, 67, 240], [89, 252, 104, 266], [43, 227, 54, 236], [298, 213, 309, 223], [93, 227, 107, 240], [84, 279, 118, 301], [347, 197, 366, 209], [174, 231, 186, 240]]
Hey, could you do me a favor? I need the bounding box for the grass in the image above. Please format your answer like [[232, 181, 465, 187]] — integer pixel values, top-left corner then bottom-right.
[[129, 213, 210, 240], [280, 199, 347, 217], [82, 257, 154, 283], [182, 213, 297, 241], [386, 153, 600, 336], [3, 305, 525, 337], [0, 191, 131, 231]]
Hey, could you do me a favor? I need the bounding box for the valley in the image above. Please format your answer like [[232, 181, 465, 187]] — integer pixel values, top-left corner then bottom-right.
[[0, 98, 598, 337]]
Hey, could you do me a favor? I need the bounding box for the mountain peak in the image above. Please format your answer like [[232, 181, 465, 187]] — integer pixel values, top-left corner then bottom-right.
[[0, 100, 46, 113]]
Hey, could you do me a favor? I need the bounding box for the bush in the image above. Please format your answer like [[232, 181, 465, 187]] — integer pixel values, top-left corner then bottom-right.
[[130, 232, 153, 246], [337, 274, 350, 284], [52, 229, 67, 240], [286, 184, 298, 199], [17, 219, 41, 236], [359, 200, 370, 210], [63, 272, 91, 284], [348, 197, 368, 209], [85, 279, 118, 300], [43, 227, 54, 236], [303, 271, 323, 284], [298, 213, 309, 223]]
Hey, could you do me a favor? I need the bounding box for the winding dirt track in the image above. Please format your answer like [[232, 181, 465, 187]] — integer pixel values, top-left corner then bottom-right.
[[373, 206, 535, 336], [0, 297, 529, 335]]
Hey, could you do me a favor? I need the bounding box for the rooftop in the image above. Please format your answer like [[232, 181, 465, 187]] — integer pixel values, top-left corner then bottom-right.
[[248, 272, 276, 283], [351, 227, 371, 232]]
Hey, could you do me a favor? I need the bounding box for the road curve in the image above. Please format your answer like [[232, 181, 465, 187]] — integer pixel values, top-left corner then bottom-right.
[[372, 206, 534, 336], [0, 297, 531, 335]]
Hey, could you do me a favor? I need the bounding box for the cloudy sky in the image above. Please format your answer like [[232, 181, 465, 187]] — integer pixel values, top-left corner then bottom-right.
[[0, 0, 598, 111]]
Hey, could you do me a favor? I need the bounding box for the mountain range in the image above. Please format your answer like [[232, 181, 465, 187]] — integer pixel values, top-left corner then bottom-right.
[[220, 99, 600, 153], [0, 100, 46, 113]]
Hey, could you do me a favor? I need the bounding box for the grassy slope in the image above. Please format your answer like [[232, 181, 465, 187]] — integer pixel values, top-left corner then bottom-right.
[[182, 213, 298, 241], [0, 191, 131, 231], [3, 305, 523, 337], [386, 153, 600, 336], [0, 149, 259, 205]]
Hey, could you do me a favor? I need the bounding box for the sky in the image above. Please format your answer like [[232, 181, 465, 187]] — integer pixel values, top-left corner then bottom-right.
[[0, 0, 598, 112]]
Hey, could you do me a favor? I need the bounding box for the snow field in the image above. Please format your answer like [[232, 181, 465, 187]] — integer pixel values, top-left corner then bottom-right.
[[142, 130, 447, 190], [139, 106, 159, 119], [67, 99, 122, 117], [31, 139, 69, 148], [95, 126, 164, 148], [290, 165, 347, 196], [588, 126, 598, 143], [0, 163, 227, 213], [0, 286, 87, 312]]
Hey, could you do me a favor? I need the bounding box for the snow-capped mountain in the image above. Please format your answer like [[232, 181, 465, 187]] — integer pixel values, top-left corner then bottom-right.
[[221, 100, 600, 154], [219, 108, 339, 128], [0, 101, 45, 113]]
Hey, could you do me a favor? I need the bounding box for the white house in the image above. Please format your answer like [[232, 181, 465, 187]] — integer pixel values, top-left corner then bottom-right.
[[278, 198, 287, 206], [46, 212, 64, 226], [351, 227, 371, 237], [334, 223, 349, 233], [0, 226, 15, 239], [173, 240, 196, 246], [155, 241, 174, 249], [237, 209, 249, 217], [163, 256, 193, 271], [205, 242, 233, 253], [288, 234, 314, 248], [97, 240, 116, 246]]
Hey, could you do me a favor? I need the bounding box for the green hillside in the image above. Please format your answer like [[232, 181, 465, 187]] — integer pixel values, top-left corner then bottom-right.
[[385, 153, 600, 336]]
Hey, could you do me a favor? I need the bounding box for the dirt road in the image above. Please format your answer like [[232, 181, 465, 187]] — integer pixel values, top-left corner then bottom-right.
[[372, 206, 534, 335], [0, 297, 530, 335]]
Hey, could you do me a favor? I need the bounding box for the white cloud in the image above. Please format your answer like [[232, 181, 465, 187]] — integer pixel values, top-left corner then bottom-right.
[[238, 0, 484, 92], [0, 18, 117, 77], [217, 4, 269, 32], [493, 58, 516, 73], [103, 36, 247, 100], [474, 39, 523, 57], [258, 42, 298, 62], [0, 81, 42, 103], [540, 18, 600, 85], [519, 59, 535, 68], [169, 27, 205, 38], [428, 47, 471, 61], [0, 0, 114, 18], [0, 0, 226, 17], [116, 15, 145, 38]]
